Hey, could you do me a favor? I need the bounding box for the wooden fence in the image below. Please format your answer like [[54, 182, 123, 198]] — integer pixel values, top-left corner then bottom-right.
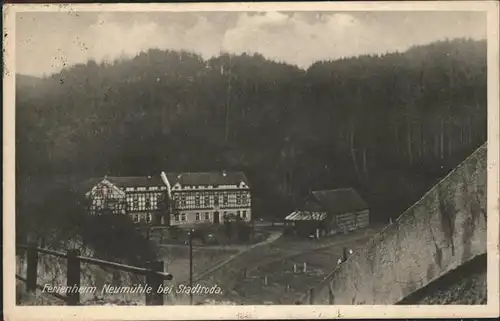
[[16, 244, 173, 306]]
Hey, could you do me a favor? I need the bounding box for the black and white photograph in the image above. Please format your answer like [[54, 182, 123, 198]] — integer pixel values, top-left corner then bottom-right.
[[3, 1, 499, 319]]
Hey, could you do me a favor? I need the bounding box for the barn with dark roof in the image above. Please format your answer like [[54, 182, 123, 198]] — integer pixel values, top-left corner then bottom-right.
[[285, 188, 369, 238]]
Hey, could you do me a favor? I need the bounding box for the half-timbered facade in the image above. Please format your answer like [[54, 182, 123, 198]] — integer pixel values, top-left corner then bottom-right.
[[83, 176, 169, 225], [163, 171, 252, 226], [83, 171, 252, 226]]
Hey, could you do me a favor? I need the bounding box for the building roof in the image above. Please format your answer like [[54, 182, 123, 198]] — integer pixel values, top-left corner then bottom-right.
[[311, 188, 368, 214], [285, 211, 327, 221], [81, 171, 249, 192], [76, 177, 105, 194], [104, 176, 164, 188], [165, 171, 249, 187]]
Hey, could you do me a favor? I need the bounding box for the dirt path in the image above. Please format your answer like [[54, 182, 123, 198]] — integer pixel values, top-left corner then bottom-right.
[[224, 230, 380, 304], [193, 230, 283, 281], [159, 229, 283, 252], [194, 226, 384, 304], [161, 229, 284, 286]]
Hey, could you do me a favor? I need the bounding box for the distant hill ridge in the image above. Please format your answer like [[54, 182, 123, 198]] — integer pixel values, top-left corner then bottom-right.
[[16, 38, 487, 226]]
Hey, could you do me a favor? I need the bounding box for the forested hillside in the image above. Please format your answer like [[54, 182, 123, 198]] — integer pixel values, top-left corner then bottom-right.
[[16, 38, 487, 223]]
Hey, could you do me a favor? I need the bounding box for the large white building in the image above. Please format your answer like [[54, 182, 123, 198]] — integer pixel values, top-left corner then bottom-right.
[[165, 171, 251, 225], [83, 171, 252, 226]]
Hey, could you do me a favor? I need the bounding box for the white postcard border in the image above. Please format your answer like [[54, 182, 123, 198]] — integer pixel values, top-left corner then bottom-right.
[[3, 1, 499, 320]]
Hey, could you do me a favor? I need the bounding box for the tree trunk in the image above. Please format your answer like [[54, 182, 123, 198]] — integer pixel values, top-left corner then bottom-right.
[[468, 116, 473, 146], [420, 120, 425, 160], [447, 118, 453, 157], [440, 117, 445, 160], [434, 132, 440, 160], [394, 123, 400, 156], [224, 70, 232, 144], [349, 121, 361, 181], [407, 120, 413, 165], [460, 125, 464, 145], [362, 148, 368, 179]]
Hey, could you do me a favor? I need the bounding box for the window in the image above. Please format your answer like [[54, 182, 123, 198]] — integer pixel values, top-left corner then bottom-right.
[[196, 213, 200, 221], [180, 195, 186, 207], [174, 214, 180, 222], [204, 196, 210, 207], [223, 195, 228, 206], [242, 211, 247, 218], [133, 214, 138, 222], [181, 213, 186, 221], [204, 212, 210, 220], [236, 194, 241, 205], [145, 198, 151, 209], [237, 210, 241, 217], [214, 196, 219, 206], [133, 197, 139, 210], [139, 194, 146, 210], [146, 214, 152, 223], [195, 195, 200, 207], [156, 195, 163, 208]]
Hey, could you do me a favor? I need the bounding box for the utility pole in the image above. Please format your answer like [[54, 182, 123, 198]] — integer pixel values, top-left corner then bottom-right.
[[188, 228, 194, 305]]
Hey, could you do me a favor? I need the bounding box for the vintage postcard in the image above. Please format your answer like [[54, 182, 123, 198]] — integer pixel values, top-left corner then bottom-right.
[[3, 1, 499, 320]]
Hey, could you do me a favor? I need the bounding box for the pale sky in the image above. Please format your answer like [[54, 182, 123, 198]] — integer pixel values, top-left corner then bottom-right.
[[16, 11, 486, 76]]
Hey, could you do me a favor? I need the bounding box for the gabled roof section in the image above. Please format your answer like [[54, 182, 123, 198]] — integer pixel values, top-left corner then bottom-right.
[[78, 177, 106, 194], [164, 171, 249, 187], [80, 176, 164, 192], [311, 188, 368, 215], [104, 176, 164, 188], [87, 179, 127, 198]]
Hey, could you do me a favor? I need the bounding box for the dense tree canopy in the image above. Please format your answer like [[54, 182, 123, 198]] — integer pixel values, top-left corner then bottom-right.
[[16, 38, 487, 224]]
